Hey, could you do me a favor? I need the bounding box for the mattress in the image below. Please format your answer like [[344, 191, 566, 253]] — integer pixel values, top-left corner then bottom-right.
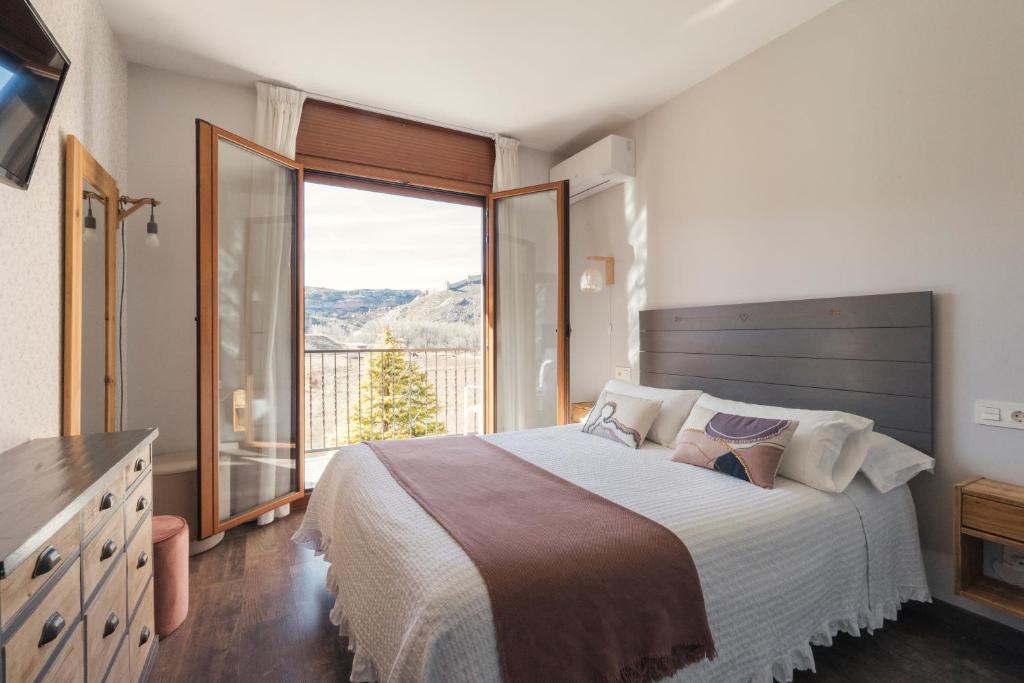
[[294, 424, 931, 683]]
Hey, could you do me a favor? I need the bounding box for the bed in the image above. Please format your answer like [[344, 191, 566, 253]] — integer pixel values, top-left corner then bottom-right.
[[295, 292, 934, 682]]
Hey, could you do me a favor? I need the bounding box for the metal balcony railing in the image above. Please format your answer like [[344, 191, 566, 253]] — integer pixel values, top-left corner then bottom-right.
[[304, 347, 483, 452]]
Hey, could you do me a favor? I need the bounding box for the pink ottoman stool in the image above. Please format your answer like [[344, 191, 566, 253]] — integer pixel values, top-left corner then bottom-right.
[[153, 515, 189, 636]]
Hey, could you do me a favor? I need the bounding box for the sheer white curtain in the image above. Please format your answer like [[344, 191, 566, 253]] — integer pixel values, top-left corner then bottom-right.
[[492, 136, 535, 431], [252, 83, 306, 525], [493, 135, 520, 192]]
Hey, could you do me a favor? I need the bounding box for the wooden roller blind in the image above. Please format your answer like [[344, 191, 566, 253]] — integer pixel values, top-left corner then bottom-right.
[[296, 100, 495, 196]]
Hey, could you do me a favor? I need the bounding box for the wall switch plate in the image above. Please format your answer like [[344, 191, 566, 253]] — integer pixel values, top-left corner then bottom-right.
[[974, 400, 1024, 430], [615, 366, 631, 381]]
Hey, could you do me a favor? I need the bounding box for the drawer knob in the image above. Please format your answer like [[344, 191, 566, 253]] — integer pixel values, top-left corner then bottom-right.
[[137, 551, 149, 569], [103, 612, 120, 638], [100, 539, 118, 561], [137, 496, 148, 512], [38, 612, 66, 647], [32, 546, 62, 578], [139, 625, 151, 646], [99, 491, 116, 511], [134, 457, 145, 472]]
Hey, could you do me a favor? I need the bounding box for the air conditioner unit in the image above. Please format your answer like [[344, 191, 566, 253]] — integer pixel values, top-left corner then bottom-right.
[[549, 134, 635, 204]]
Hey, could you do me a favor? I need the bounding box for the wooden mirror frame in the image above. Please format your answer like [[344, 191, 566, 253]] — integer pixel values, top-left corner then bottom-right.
[[63, 134, 119, 435]]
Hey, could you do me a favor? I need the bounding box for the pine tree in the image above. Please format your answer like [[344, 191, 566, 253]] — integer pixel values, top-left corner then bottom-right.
[[350, 327, 446, 441]]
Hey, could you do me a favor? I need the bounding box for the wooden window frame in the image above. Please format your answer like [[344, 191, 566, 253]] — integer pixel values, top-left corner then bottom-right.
[[484, 180, 571, 433], [196, 120, 306, 538]]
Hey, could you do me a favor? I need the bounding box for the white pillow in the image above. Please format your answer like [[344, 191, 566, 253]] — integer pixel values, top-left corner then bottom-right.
[[598, 380, 702, 446], [582, 390, 662, 449], [688, 394, 874, 493], [860, 432, 935, 493]]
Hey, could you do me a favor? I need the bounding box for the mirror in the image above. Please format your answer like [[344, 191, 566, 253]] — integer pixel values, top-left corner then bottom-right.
[[64, 135, 120, 435]]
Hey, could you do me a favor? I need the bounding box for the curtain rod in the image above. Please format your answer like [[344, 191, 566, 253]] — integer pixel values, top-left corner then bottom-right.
[[304, 89, 499, 141]]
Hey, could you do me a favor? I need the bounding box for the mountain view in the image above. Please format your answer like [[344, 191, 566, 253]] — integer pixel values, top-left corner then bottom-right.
[[305, 276, 481, 350]]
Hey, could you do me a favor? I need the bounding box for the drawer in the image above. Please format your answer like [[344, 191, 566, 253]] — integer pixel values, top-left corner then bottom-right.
[[85, 555, 128, 683], [2, 558, 81, 683], [0, 512, 80, 629], [102, 635, 129, 683], [84, 474, 126, 537], [125, 473, 153, 540], [124, 445, 153, 491], [126, 513, 153, 612], [39, 620, 85, 683], [83, 507, 126, 602], [963, 494, 1024, 543], [129, 581, 156, 683]]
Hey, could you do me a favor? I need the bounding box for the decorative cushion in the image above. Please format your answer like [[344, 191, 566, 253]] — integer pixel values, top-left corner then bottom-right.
[[689, 394, 873, 493], [582, 390, 662, 449], [597, 380, 702, 446], [672, 405, 798, 488]]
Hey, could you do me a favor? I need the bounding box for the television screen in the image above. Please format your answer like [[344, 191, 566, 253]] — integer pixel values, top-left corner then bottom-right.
[[0, 0, 69, 188]]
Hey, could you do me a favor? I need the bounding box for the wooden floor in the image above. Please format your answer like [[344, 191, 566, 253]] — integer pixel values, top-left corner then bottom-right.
[[152, 513, 1024, 683]]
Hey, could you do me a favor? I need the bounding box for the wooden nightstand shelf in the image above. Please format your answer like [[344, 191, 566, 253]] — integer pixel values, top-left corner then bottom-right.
[[955, 477, 1024, 618], [571, 401, 595, 423]]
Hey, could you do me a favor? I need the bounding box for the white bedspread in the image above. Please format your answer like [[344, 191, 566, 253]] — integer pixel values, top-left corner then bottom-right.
[[295, 425, 930, 683]]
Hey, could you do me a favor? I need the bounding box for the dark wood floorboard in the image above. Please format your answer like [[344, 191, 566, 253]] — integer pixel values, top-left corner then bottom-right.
[[152, 513, 1024, 682]]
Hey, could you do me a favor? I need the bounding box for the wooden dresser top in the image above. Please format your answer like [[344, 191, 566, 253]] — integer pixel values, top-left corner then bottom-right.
[[0, 429, 158, 578]]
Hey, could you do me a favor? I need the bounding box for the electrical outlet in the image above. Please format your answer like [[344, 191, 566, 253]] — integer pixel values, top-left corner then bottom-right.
[[974, 400, 1024, 431], [614, 366, 631, 381]]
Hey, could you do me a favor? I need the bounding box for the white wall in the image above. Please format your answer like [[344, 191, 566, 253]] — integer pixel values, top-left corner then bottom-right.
[[0, 0, 127, 452], [576, 0, 1024, 627], [124, 64, 256, 454]]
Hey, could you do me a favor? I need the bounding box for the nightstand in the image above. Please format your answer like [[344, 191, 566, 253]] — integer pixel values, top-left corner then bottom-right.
[[955, 477, 1024, 618], [571, 401, 595, 423]]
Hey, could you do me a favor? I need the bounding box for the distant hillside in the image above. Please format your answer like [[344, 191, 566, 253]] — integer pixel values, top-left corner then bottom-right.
[[356, 283, 481, 348], [305, 282, 480, 350], [305, 287, 420, 317], [305, 287, 420, 345]]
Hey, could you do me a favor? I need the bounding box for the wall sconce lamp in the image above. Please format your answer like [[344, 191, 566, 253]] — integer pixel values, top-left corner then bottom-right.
[[119, 195, 161, 248], [580, 256, 615, 293]]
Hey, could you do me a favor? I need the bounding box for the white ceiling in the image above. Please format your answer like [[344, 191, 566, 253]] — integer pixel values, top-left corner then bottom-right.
[[100, 0, 842, 154]]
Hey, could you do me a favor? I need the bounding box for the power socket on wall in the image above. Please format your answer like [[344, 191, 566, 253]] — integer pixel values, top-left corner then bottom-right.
[[973, 400, 1024, 430], [614, 366, 631, 381]]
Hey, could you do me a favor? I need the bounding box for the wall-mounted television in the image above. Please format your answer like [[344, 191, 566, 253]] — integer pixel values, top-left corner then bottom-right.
[[0, 0, 70, 189]]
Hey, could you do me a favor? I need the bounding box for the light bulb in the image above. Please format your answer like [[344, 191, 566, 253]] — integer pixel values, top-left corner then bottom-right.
[[145, 232, 160, 248], [579, 267, 603, 293], [83, 226, 96, 243]]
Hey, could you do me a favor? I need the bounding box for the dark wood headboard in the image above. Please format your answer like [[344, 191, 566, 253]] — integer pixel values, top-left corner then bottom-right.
[[639, 292, 933, 453]]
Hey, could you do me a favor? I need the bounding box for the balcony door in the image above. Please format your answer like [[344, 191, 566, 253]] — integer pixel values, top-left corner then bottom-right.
[[196, 120, 305, 537], [485, 180, 570, 432]]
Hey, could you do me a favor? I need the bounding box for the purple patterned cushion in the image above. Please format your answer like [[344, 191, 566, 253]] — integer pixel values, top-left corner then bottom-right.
[[671, 406, 798, 488]]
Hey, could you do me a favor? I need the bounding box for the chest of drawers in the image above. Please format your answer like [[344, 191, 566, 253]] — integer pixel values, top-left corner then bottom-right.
[[0, 430, 159, 682]]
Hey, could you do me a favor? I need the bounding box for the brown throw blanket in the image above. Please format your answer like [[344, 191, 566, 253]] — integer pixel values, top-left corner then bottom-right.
[[367, 435, 715, 683]]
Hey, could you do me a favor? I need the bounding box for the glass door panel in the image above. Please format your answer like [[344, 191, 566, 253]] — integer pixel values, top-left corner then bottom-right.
[[197, 121, 305, 536], [486, 181, 569, 432]]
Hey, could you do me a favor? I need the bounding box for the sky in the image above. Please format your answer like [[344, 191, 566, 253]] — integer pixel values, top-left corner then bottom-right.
[[304, 182, 483, 291]]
